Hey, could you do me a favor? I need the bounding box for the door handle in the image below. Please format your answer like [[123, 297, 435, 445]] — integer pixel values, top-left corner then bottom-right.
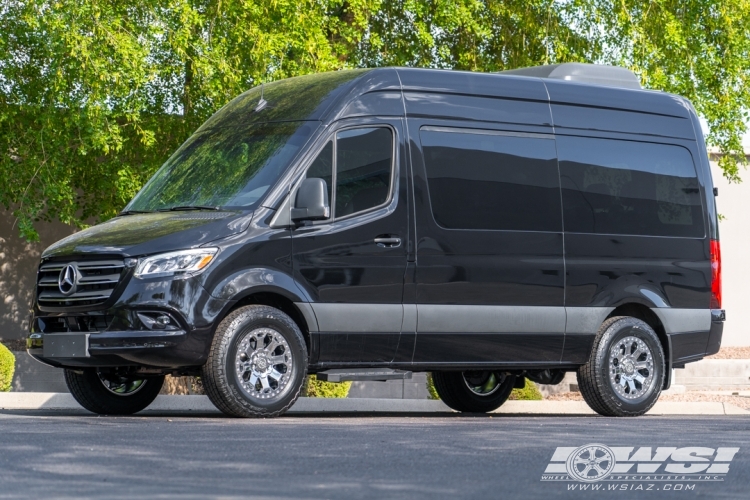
[[374, 237, 402, 248]]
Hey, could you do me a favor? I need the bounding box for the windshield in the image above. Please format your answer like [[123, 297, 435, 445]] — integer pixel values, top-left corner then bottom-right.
[[125, 69, 369, 212], [125, 121, 316, 211]]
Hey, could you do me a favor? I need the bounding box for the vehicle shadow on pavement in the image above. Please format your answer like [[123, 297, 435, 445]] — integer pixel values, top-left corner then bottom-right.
[[0, 409, 610, 419]]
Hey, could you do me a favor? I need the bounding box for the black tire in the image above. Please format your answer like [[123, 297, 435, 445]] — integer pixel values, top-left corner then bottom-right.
[[202, 305, 308, 418], [64, 369, 164, 415], [577, 316, 665, 417], [432, 371, 516, 413]]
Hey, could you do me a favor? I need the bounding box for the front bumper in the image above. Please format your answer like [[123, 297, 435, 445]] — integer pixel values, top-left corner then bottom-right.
[[26, 328, 212, 369], [28, 272, 233, 369]]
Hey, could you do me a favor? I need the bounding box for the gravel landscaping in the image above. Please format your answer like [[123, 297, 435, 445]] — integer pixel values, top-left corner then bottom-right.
[[707, 346, 750, 359], [547, 391, 750, 410]]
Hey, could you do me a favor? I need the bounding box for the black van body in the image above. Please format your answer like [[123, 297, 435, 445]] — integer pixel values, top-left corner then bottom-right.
[[27, 66, 724, 417]]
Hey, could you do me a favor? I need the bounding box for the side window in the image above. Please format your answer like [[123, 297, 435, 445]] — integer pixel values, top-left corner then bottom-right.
[[557, 136, 705, 237], [420, 128, 561, 231], [301, 127, 393, 221], [335, 128, 393, 217], [305, 141, 333, 211]]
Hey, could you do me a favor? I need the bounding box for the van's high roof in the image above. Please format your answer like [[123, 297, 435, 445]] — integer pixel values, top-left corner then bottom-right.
[[217, 65, 698, 142]]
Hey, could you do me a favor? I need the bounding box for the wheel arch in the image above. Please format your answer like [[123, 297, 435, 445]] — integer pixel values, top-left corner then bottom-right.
[[205, 266, 317, 349], [224, 291, 316, 353]]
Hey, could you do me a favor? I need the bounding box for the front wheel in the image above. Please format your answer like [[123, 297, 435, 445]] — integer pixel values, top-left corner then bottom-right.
[[577, 316, 665, 417], [201, 305, 308, 418], [64, 369, 164, 415], [432, 371, 516, 413]]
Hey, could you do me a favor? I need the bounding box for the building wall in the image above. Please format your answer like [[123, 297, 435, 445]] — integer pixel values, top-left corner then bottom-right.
[[0, 211, 76, 344], [710, 161, 749, 346]]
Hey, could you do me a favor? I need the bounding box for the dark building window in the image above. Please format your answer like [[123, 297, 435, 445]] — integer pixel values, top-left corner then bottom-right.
[[557, 136, 705, 237], [420, 128, 561, 232]]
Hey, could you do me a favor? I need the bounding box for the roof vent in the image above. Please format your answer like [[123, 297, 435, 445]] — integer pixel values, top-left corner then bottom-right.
[[499, 63, 641, 90]]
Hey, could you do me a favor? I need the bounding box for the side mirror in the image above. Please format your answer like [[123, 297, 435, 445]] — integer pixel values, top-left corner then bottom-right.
[[291, 178, 330, 222]]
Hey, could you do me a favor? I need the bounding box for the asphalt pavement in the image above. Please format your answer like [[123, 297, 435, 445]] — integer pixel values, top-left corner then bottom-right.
[[0, 410, 748, 499]]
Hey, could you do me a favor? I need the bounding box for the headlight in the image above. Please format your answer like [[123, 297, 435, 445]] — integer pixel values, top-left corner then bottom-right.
[[134, 248, 218, 279]]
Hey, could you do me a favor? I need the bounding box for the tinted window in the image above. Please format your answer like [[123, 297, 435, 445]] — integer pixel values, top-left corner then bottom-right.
[[420, 129, 561, 231], [127, 121, 315, 211], [335, 128, 393, 217], [557, 137, 704, 237]]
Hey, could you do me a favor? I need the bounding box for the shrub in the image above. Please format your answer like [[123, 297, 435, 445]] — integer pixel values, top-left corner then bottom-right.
[[0, 343, 15, 392], [302, 375, 351, 398], [426, 373, 440, 400], [509, 379, 543, 400]]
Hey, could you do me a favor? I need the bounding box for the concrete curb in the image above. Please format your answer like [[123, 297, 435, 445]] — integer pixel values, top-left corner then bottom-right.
[[0, 393, 747, 415]]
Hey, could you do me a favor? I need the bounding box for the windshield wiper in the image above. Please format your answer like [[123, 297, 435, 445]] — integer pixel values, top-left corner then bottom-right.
[[158, 205, 221, 212], [118, 210, 154, 216]]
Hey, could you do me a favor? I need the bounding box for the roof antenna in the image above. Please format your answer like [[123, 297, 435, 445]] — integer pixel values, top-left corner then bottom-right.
[[255, 82, 268, 112]]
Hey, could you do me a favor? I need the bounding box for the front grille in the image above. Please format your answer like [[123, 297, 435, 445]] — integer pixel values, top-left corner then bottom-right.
[[36, 315, 114, 333], [37, 258, 125, 308]]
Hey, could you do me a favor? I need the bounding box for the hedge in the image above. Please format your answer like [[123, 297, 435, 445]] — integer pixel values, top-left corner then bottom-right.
[[508, 379, 543, 400], [302, 375, 351, 398], [0, 343, 15, 392]]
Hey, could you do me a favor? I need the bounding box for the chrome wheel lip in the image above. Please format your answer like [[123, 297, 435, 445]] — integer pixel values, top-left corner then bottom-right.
[[235, 327, 294, 402], [608, 335, 656, 401], [462, 371, 503, 396], [97, 372, 147, 397]]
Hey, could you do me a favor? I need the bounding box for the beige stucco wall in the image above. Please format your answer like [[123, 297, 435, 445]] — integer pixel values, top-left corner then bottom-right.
[[710, 162, 749, 346], [0, 211, 76, 343]]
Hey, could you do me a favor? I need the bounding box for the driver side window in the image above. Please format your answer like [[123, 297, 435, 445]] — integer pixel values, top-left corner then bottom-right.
[[304, 127, 393, 221]]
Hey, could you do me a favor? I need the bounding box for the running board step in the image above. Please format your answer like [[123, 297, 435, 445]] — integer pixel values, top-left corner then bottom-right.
[[316, 369, 413, 382]]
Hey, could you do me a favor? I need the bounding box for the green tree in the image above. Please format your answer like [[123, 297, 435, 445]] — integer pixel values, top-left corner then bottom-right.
[[2, 1, 749, 240]]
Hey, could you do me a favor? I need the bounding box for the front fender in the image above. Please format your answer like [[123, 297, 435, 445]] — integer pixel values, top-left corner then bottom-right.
[[209, 267, 313, 304]]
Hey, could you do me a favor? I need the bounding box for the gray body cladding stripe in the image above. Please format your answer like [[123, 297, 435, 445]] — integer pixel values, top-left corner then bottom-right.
[[417, 305, 565, 333], [296, 303, 712, 335]]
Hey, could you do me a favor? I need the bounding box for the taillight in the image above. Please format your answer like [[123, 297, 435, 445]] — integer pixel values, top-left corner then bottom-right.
[[710, 239, 722, 309]]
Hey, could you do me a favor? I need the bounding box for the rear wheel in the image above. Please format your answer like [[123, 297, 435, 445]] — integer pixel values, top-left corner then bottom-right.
[[64, 369, 164, 415], [432, 371, 516, 413], [202, 305, 308, 418], [577, 316, 665, 417]]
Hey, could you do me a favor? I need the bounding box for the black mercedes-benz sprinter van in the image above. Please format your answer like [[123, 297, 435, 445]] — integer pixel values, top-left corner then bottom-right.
[[27, 64, 724, 417]]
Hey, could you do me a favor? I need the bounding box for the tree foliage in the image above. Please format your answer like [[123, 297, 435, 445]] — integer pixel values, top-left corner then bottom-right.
[[2, 0, 749, 240]]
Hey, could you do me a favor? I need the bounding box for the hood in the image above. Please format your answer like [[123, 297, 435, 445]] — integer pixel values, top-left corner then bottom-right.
[[42, 211, 253, 259]]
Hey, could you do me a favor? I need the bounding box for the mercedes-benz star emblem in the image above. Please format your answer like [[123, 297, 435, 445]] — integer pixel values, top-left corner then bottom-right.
[[58, 264, 79, 296]]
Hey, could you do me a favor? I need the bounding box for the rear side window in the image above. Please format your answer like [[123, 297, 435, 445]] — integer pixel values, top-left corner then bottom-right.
[[557, 137, 705, 237], [420, 128, 561, 232]]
